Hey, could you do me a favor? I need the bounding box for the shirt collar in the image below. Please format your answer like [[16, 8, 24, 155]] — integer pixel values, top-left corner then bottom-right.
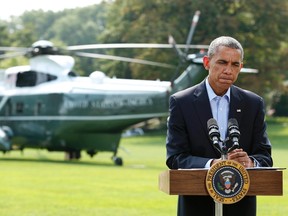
[[205, 78, 230, 101]]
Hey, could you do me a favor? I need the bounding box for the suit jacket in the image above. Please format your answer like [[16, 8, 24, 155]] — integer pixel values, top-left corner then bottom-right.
[[166, 80, 273, 216]]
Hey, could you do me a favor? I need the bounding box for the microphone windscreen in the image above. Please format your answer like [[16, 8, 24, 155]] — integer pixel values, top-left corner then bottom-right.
[[207, 118, 218, 128], [228, 118, 238, 128]]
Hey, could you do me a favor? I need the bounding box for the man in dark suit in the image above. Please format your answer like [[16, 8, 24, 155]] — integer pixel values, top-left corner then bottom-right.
[[166, 36, 273, 216]]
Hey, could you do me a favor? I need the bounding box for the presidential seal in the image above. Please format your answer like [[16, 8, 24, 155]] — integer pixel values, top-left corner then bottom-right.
[[206, 160, 250, 204]]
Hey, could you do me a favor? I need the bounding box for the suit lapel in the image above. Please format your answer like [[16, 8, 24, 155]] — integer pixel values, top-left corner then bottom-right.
[[229, 86, 244, 126], [193, 81, 213, 132]]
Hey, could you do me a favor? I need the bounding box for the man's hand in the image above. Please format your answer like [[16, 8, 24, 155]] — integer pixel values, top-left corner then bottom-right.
[[210, 148, 254, 168], [228, 148, 254, 168]]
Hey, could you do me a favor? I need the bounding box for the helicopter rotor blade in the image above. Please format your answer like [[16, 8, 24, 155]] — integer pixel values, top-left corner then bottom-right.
[[185, 10, 201, 55], [168, 35, 186, 62], [169, 11, 202, 83], [0, 46, 28, 52], [74, 51, 176, 68], [240, 68, 259, 73], [0, 51, 27, 59], [67, 43, 208, 51]]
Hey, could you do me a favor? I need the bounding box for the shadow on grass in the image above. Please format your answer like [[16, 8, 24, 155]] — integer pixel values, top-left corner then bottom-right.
[[0, 157, 116, 167], [0, 157, 167, 171]]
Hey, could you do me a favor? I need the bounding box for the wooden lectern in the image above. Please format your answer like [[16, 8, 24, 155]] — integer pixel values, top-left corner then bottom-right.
[[159, 168, 284, 196]]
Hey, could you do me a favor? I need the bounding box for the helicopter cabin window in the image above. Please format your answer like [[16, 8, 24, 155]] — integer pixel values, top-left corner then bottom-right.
[[15, 71, 57, 87], [16, 102, 24, 113]]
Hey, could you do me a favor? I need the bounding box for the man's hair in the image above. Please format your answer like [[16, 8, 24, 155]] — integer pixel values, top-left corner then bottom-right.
[[208, 36, 244, 61]]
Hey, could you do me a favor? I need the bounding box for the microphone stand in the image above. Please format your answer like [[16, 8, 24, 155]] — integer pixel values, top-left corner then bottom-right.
[[213, 139, 226, 216], [213, 138, 237, 216]]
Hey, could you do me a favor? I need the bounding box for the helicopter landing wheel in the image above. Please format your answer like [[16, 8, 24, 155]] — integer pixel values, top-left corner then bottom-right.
[[65, 150, 81, 160], [86, 150, 97, 158], [112, 156, 123, 166]]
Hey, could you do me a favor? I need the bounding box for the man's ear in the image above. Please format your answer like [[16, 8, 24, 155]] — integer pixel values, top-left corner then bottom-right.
[[203, 56, 209, 70]]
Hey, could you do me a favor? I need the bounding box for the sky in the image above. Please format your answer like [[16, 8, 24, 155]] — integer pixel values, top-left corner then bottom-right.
[[0, 0, 103, 20]]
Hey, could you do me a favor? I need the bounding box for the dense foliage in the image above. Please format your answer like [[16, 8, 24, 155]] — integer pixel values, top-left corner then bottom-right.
[[0, 0, 288, 112]]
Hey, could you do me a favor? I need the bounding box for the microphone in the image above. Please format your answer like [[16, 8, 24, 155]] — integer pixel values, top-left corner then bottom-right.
[[228, 118, 240, 151], [207, 118, 221, 150]]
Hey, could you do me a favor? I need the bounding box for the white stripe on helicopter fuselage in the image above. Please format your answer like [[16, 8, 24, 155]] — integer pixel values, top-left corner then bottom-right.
[[0, 112, 168, 121]]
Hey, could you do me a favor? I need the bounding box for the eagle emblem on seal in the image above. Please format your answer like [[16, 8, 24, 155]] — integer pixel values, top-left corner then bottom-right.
[[217, 170, 239, 194]]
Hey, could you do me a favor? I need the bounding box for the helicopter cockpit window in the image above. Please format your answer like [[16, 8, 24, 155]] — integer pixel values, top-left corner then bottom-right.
[[15, 71, 57, 87], [68, 71, 77, 77]]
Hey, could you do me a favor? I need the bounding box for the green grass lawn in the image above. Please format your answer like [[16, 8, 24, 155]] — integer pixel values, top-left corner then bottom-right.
[[0, 119, 287, 216]]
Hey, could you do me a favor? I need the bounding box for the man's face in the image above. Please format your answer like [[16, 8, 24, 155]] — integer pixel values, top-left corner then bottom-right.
[[203, 46, 243, 96]]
